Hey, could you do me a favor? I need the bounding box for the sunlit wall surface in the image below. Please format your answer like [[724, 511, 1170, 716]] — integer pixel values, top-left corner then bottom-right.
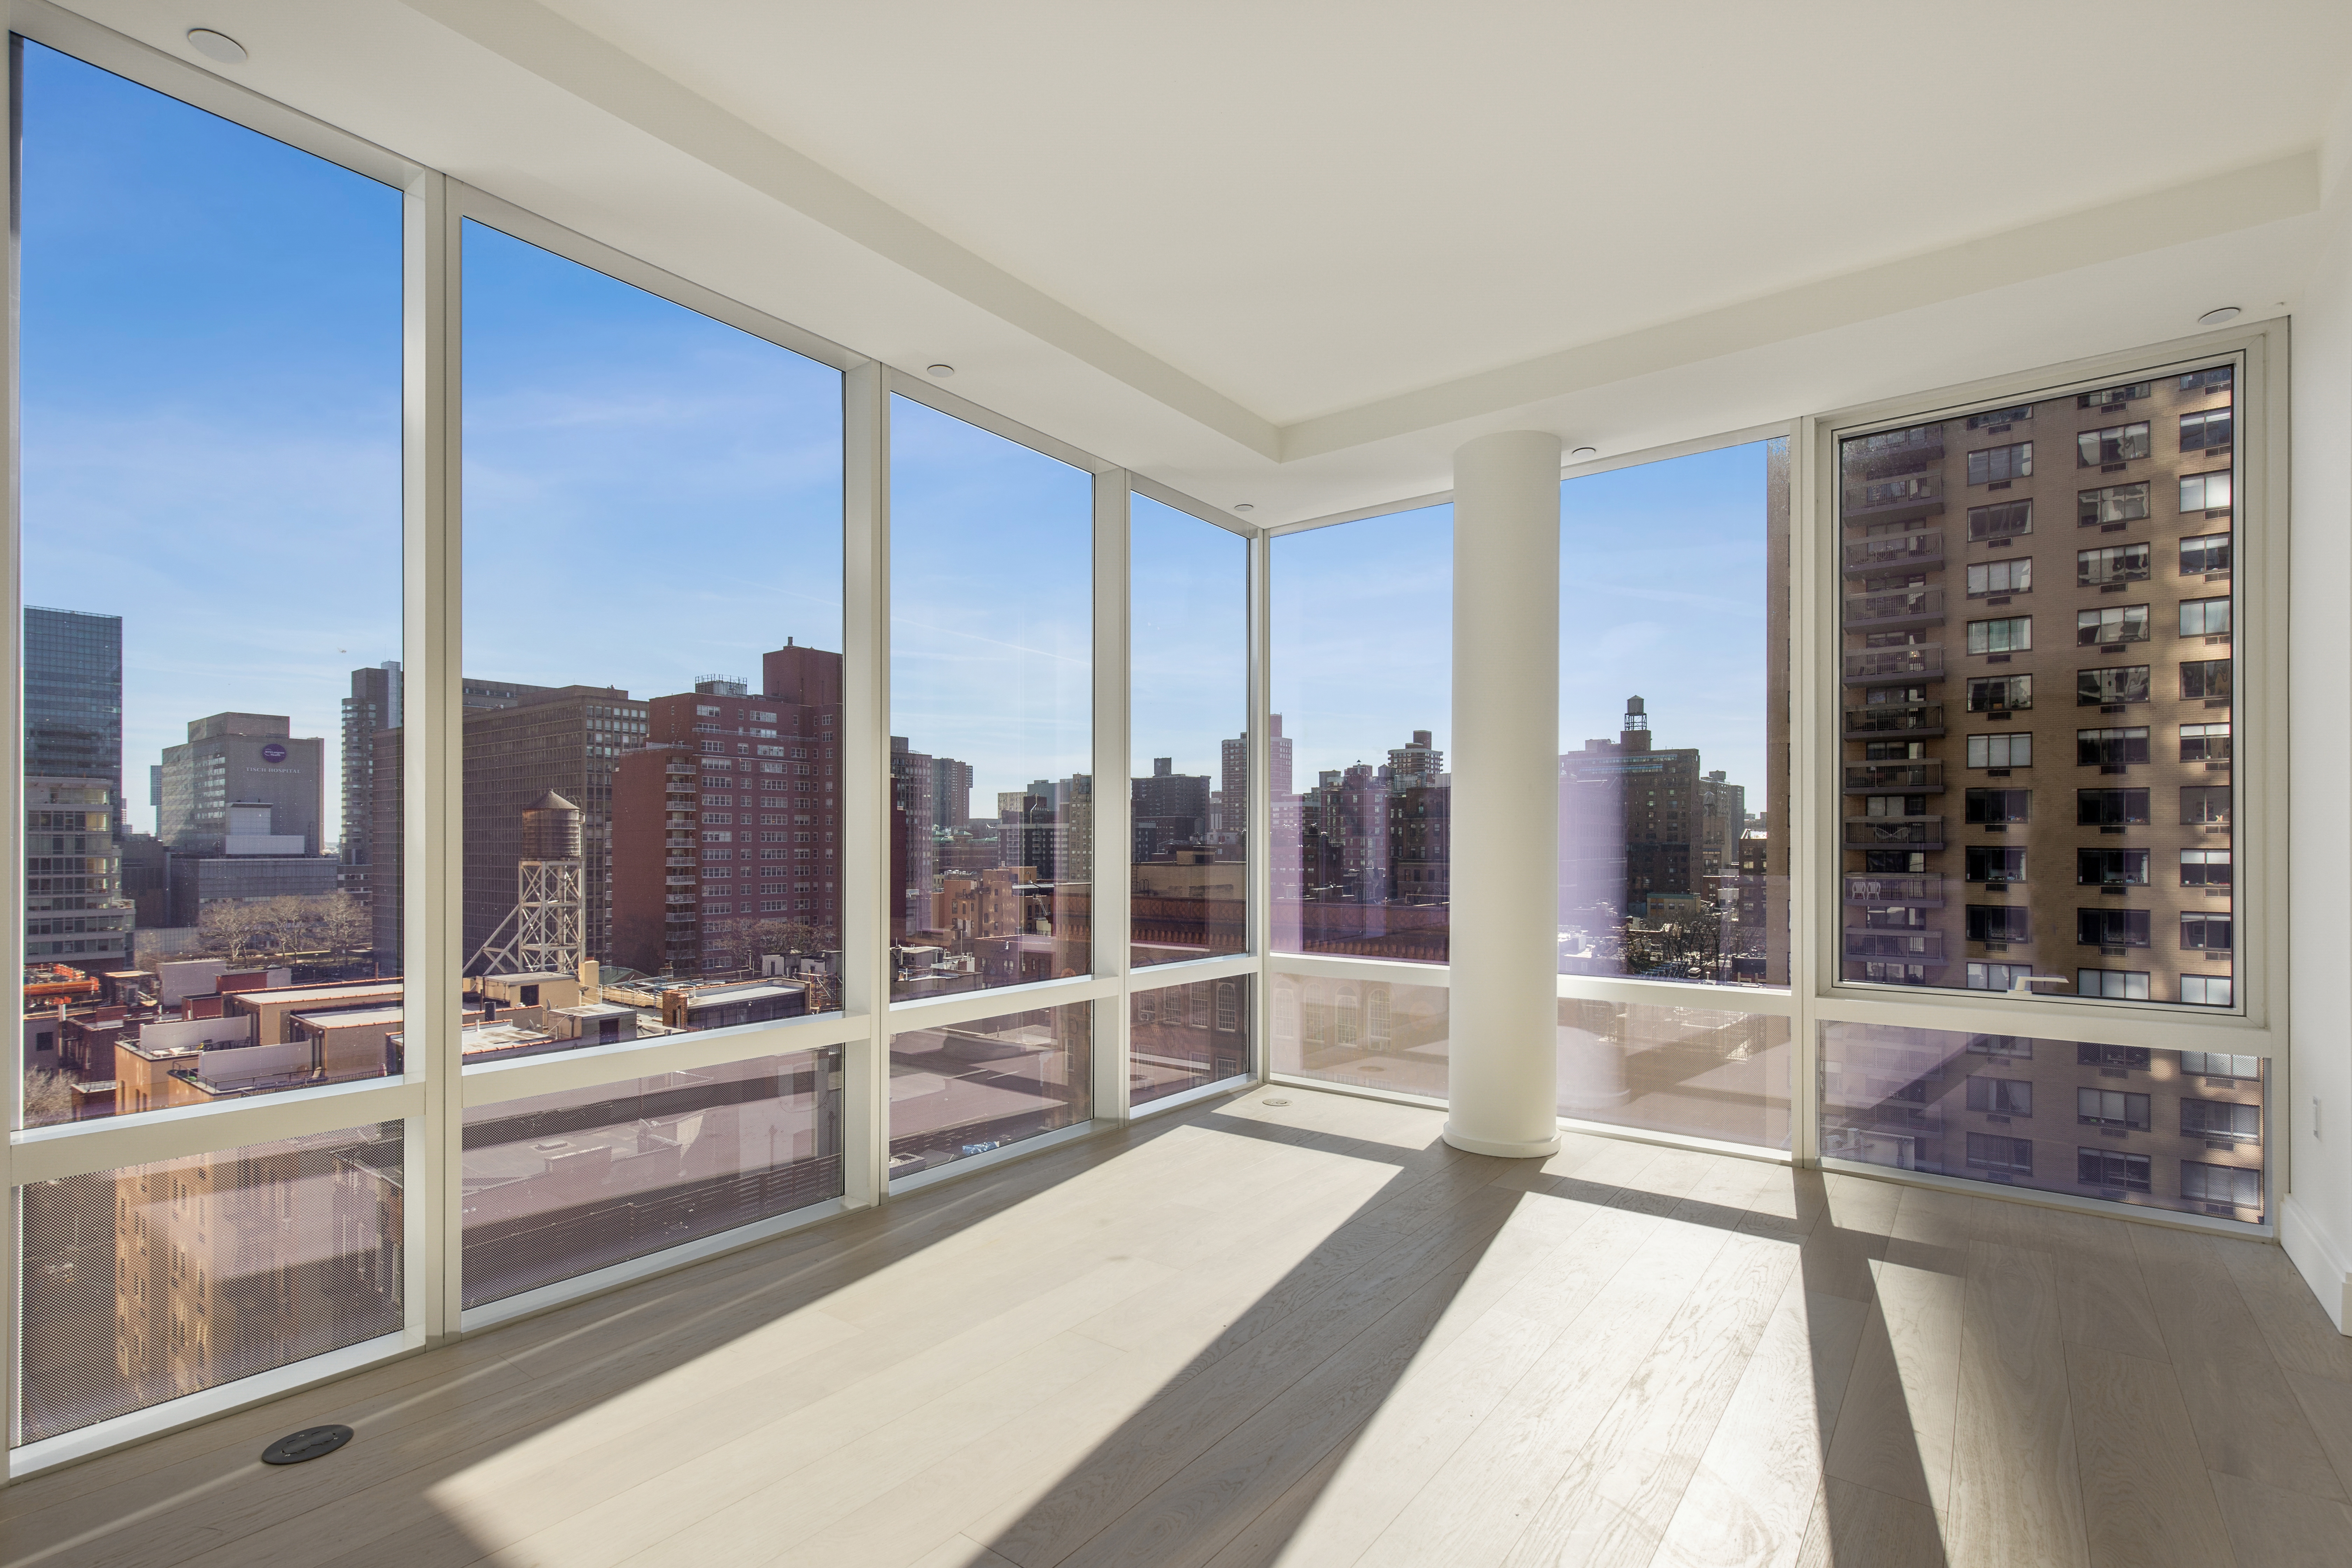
[[1558, 1001, 1790, 1149], [1131, 976, 1252, 1106], [459, 221, 845, 1054], [461, 1050, 842, 1307], [1559, 441, 1790, 987], [1269, 508, 1451, 963], [16, 1122, 405, 1443], [889, 1003, 1093, 1179], [1821, 1022, 2264, 1224], [17, 44, 400, 1126], [1835, 366, 2237, 1007], [1269, 974, 1448, 1100], [1129, 496, 1249, 968], [888, 398, 1093, 1001]]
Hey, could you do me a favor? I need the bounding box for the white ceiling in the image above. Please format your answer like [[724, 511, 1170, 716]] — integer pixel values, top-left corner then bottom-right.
[[43, 0, 2352, 520]]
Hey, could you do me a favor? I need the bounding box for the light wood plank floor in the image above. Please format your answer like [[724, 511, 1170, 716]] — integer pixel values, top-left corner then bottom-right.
[[6, 1086, 2349, 1568]]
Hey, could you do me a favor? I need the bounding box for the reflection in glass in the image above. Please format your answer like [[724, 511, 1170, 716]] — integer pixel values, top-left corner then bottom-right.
[[1557, 1000, 1790, 1149], [1131, 976, 1252, 1106], [458, 220, 845, 1055], [1130, 497, 1249, 968], [889, 1002, 1093, 1178], [1270, 510, 1450, 963], [1269, 974, 1448, 1100], [19, 44, 400, 1125], [17, 1122, 404, 1443], [1837, 365, 2235, 1007], [1820, 1022, 2264, 1224], [1559, 441, 1790, 986], [461, 1050, 841, 1307], [888, 398, 1093, 1000]]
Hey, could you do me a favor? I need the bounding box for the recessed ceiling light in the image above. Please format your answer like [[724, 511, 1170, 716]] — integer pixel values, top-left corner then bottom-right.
[[1570, 446, 1598, 460], [925, 363, 954, 378], [187, 28, 247, 65], [2197, 306, 2242, 327], [1233, 503, 1255, 512]]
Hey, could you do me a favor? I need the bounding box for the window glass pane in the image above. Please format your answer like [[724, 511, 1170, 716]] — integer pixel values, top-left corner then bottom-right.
[[461, 1049, 841, 1307], [1558, 1000, 1789, 1148], [1130, 975, 1253, 1106], [889, 1002, 1092, 1179], [458, 222, 844, 1050], [888, 398, 1092, 999], [19, 44, 400, 1126], [1821, 1024, 2263, 1224], [1561, 440, 1789, 986], [17, 1121, 405, 1443], [1269, 974, 1448, 1099], [1270, 509, 1450, 962], [1838, 364, 2236, 1008], [1129, 497, 1248, 968]]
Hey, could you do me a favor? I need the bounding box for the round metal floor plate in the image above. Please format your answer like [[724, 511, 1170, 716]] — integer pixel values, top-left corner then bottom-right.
[[261, 1424, 353, 1465]]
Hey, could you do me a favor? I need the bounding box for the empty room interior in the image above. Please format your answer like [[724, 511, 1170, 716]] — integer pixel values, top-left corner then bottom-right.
[[9, 2, 2352, 1565]]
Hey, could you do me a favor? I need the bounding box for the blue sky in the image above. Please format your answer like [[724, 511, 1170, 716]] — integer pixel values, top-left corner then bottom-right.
[[22, 40, 1774, 841]]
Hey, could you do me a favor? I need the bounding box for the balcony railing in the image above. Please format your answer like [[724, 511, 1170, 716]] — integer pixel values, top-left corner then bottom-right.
[[1842, 425, 1947, 477], [1843, 929, 1948, 961], [1844, 645, 1943, 684], [1843, 874, 1945, 907], [1844, 815, 1945, 849], [1844, 587, 1945, 630], [1844, 762, 1943, 792], [1843, 473, 1947, 525], [1843, 704, 1944, 737], [1842, 531, 1944, 575]]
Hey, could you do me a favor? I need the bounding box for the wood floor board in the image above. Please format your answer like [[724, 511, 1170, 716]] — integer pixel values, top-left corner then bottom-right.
[[1942, 1243, 2090, 1568], [2206, 1469, 2352, 1567], [2065, 1343, 2239, 1568], [1820, 1255, 1965, 1513], [2220, 1240, 2352, 1383], [1792, 1477, 1950, 1568]]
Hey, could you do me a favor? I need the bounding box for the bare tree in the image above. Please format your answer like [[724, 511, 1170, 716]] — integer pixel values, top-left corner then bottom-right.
[[314, 891, 371, 956], [23, 1069, 76, 1124], [197, 900, 270, 966]]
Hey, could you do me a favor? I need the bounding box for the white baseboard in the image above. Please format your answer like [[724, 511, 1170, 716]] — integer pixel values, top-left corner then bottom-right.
[[2282, 1193, 2352, 1334]]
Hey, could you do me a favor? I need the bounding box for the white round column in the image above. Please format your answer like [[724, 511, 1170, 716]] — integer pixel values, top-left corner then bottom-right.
[[1445, 430, 1563, 1158]]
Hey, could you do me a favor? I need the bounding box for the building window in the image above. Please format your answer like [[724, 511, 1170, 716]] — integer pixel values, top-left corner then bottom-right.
[[2077, 483, 2151, 526], [2078, 381, 2151, 410], [2180, 533, 2232, 575], [2077, 908, 2150, 948], [2079, 1043, 2154, 1070], [2079, 1091, 2154, 1128], [2180, 848, 2233, 887], [2181, 1051, 2259, 1079], [2075, 727, 2149, 766], [1966, 905, 2030, 942], [2180, 470, 2233, 512], [1967, 442, 2034, 485], [2179, 723, 2231, 762], [1966, 616, 2031, 654], [1966, 558, 2033, 596], [1966, 1133, 2035, 1174], [2180, 659, 2232, 701], [2077, 543, 2151, 586], [1965, 404, 2034, 429], [2077, 848, 2149, 885], [1966, 847, 2028, 882], [1967, 675, 2033, 711], [2181, 1161, 2259, 1207], [2076, 606, 2148, 645], [2076, 665, 2150, 706], [1967, 1077, 2033, 1116], [1967, 500, 2034, 539], [1963, 788, 2030, 824], [2180, 365, 2234, 393], [1966, 732, 2032, 768], [2180, 974, 2235, 1007], [1214, 983, 1239, 1032], [2181, 786, 2232, 825], [1967, 1033, 2033, 1057], [2077, 423, 2151, 466], [1967, 961, 2034, 991], [2179, 1100, 2257, 1145], [2180, 408, 2234, 451], [2179, 597, 2231, 637], [2076, 788, 2150, 825], [2077, 968, 2151, 1000], [2078, 1148, 2153, 1192]]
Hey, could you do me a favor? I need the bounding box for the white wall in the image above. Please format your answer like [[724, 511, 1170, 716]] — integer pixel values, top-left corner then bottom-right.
[[2286, 83, 2352, 1332]]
